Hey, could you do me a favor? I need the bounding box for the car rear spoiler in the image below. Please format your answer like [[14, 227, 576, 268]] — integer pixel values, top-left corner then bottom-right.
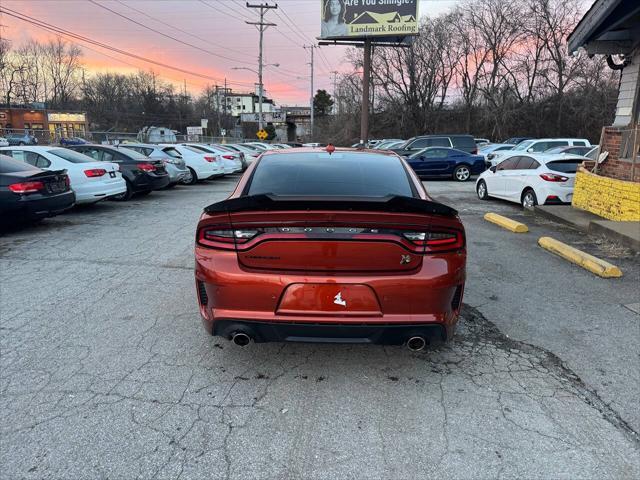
[[204, 194, 457, 217]]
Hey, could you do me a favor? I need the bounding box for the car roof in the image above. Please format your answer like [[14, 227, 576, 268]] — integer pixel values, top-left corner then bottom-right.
[[0, 145, 52, 152], [260, 147, 401, 158], [500, 152, 587, 163], [119, 143, 163, 148]]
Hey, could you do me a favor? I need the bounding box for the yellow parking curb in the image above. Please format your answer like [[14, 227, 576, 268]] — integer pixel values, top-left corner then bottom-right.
[[484, 213, 528, 233], [538, 237, 623, 278]]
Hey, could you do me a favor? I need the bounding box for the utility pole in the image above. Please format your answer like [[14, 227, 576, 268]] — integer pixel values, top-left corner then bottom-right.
[[246, 2, 277, 133], [360, 38, 372, 145], [304, 45, 316, 140], [331, 70, 339, 114]]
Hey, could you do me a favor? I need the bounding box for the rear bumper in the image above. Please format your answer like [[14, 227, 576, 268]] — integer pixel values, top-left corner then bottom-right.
[[212, 319, 450, 344], [195, 247, 466, 343], [1, 190, 75, 221], [131, 173, 171, 192]]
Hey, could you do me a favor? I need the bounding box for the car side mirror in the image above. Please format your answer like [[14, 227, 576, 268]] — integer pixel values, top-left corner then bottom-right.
[[489, 166, 497, 173]]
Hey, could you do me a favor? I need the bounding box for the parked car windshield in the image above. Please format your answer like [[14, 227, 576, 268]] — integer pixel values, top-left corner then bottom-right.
[[247, 153, 414, 198], [546, 159, 582, 173], [514, 140, 535, 151], [48, 148, 95, 163]]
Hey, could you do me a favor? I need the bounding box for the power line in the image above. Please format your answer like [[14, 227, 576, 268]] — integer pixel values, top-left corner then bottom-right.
[[0, 6, 254, 88], [113, 0, 255, 61], [87, 0, 254, 66]]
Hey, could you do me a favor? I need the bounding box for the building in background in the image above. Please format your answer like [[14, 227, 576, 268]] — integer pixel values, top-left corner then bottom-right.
[[567, 0, 639, 221], [0, 104, 89, 143], [212, 86, 276, 118]]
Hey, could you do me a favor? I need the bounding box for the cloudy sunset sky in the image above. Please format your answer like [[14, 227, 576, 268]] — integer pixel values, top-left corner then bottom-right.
[[0, 0, 460, 105]]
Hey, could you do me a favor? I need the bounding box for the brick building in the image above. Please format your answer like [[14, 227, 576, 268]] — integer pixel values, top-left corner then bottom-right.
[[567, 0, 640, 221], [0, 104, 89, 143]]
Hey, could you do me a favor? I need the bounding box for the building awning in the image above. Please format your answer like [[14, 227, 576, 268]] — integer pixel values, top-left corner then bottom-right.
[[568, 0, 640, 55]]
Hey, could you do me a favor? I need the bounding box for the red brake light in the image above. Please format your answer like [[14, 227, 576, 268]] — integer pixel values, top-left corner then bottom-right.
[[402, 231, 464, 252], [8, 181, 45, 194], [204, 156, 217, 163], [198, 228, 261, 249], [138, 163, 156, 172], [84, 168, 106, 177], [222, 155, 235, 160], [64, 175, 70, 187], [540, 173, 568, 182]]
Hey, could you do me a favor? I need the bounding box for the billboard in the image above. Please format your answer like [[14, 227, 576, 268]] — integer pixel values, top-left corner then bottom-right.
[[320, 0, 419, 40], [240, 112, 287, 124]]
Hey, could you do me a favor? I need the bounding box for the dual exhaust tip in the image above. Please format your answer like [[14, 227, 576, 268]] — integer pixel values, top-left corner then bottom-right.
[[231, 332, 428, 351]]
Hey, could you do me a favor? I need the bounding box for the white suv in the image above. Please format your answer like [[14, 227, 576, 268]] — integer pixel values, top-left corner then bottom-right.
[[487, 138, 591, 166]]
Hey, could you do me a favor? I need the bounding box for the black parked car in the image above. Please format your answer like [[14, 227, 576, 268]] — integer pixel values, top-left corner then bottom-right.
[[391, 134, 478, 156], [66, 144, 170, 200], [0, 154, 75, 223]]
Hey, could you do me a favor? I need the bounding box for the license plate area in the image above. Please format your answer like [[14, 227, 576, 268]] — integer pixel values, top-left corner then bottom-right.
[[46, 181, 66, 193], [276, 283, 382, 316]]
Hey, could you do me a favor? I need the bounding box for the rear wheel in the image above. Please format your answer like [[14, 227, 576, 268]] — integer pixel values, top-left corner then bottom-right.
[[183, 167, 198, 185], [453, 165, 471, 182], [521, 189, 537, 209], [477, 180, 489, 200], [112, 179, 133, 201]]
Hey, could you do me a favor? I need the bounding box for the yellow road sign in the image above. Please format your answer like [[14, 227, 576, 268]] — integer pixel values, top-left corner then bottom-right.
[[256, 129, 268, 140]]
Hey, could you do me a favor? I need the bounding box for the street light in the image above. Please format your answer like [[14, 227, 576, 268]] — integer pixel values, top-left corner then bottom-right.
[[232, 64, 279, 131]]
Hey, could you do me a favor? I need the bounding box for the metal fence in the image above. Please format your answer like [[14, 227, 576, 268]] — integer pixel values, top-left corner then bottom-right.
[[0, 128, 268, 146]]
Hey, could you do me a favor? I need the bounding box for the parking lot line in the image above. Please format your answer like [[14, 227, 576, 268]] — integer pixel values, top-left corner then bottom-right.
[[538, 236, 623, 278], [483, 212, 529, 233]]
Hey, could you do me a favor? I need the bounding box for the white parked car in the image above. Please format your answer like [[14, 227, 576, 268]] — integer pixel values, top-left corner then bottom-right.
[[224, 144, 260, 165], [0, 146, 126, 204], [244, 142, 277, 151], [489, 138, 591, 165], [0, 137, 9, 147], [160, 144, 224, 184], [476, 153, 585, 208], [188, 144, 242, 174]]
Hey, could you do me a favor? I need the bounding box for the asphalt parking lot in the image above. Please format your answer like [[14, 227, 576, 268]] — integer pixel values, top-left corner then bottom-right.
[[1, 177, 639, 479]]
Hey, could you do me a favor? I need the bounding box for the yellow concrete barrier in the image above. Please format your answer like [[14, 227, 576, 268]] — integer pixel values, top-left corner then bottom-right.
[[484, 213, 528, 233], [538, 237, 623, 278]]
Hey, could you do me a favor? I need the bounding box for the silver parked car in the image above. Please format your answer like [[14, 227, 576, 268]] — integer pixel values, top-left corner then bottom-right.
[[119, 143, 190, 186]]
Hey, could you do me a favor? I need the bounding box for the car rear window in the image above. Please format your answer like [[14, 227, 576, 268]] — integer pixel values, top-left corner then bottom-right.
[[451, 136, 476, 150], [247, 153, 415, 198], [162, 147, 182, 158], [546, 159, 582, 173], [48, 148, 95, 163], [0, 154, 39, 173]]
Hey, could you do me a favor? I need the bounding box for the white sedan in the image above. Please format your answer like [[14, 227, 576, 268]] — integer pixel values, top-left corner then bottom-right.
[[160, 144, 224, 184], [187, 144, 242, 174], [0, 146, 126, 204], [475, 153, 585, 208]]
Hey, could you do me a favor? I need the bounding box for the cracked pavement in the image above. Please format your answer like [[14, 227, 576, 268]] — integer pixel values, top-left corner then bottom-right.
[[1, 177, 639, 479]]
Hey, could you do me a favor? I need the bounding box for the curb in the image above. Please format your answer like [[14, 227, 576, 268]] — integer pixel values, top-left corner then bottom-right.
[[538, 236, 623, 278], [484, 213, 528, 233]]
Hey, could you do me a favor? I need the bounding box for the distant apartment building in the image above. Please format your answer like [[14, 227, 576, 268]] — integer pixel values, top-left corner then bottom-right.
[[213, 86, 276, 117]]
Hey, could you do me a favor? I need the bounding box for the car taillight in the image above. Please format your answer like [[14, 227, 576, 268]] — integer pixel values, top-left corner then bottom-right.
[[64, 175, 70, 187], [402, 231, 464, 252], [84, 168, 106, 177], [8, 181, 45, 194], [204, 156, 217, 163], [222, 155, 235, 160], [198, 228, 261, 249], [540, 173, 568, 182], [138, 163, 156, 172], [471, 148, 478, 155]]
